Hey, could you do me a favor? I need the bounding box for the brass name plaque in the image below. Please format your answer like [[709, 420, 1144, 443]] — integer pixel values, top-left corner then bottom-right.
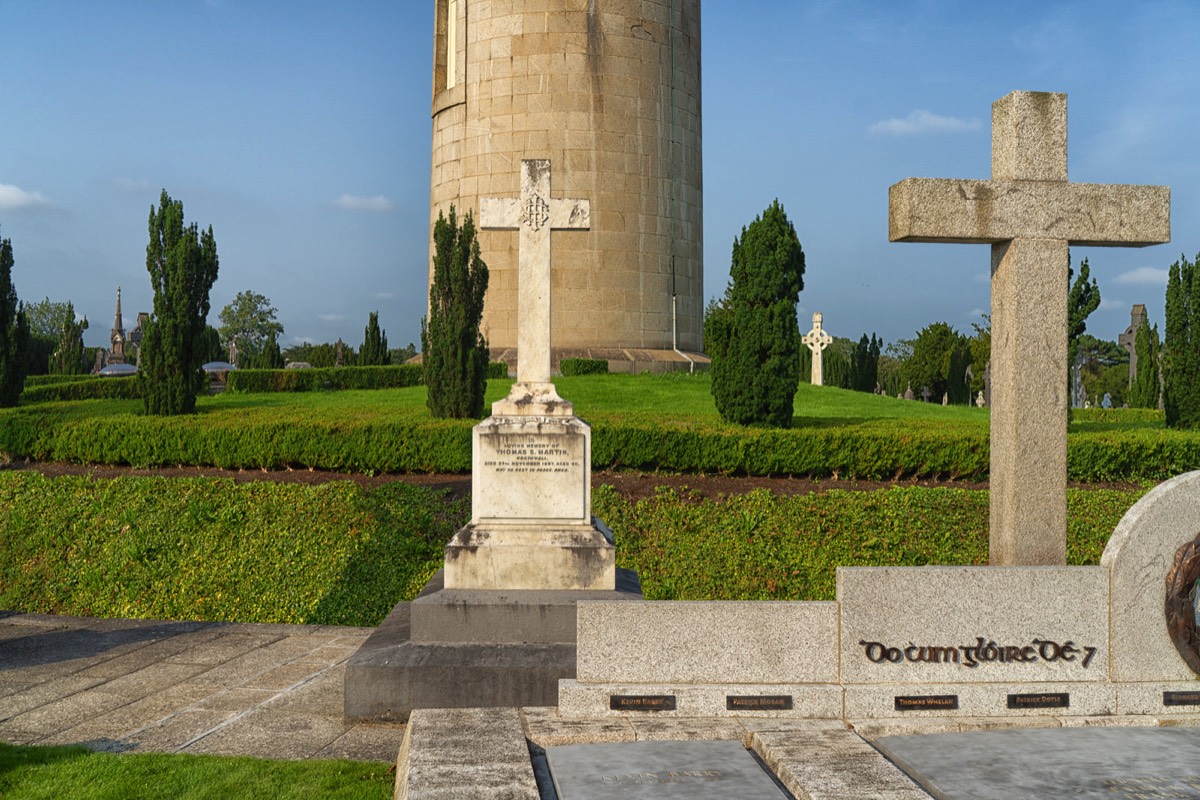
[[894, 694, 959, 711], [610, 695, 676, 712], [725, 695, 793, 711]]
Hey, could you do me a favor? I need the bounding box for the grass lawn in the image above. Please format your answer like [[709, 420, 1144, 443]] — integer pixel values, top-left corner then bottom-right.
[[0, 743, 392, 800]]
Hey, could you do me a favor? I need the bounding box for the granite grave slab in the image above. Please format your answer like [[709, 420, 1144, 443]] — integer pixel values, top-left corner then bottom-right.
[[873, 727, 1200, 799], [545, 739, 789, 799]]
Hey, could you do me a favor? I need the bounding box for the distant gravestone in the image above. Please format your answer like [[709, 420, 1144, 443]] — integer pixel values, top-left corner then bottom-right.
[[975, 391, 986, 408], [903, 384, 914, 401], [229, 336, 238, 368], [801, 312, 833, 386], [920, 386, 932, 403], [1118, 303, 1148, 386], [889, 90, 1170, 566]]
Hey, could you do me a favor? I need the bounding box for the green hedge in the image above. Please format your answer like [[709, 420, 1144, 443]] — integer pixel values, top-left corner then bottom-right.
[[599, 485, 1146, 600], [1072, 407, 1165, 425], [0, 473, 456, 626], [21, 376, 141, 403], [560, 358, 608, 376], [225, 363, 509, 392], [3, 401, 1197, 480], [25, 374, 98, 388], [226, 365, 424, 393], [0, 473, 1144, 625]]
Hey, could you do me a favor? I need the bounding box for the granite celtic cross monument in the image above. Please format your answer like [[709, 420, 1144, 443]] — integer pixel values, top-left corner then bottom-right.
[[889, 90, 1170, 565], [802, 312, 833, 386]]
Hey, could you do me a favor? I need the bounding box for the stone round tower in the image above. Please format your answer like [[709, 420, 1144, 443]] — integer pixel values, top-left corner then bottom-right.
[[429, 0, 704, 372]]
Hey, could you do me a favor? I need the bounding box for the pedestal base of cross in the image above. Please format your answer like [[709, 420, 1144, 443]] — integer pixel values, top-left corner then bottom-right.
[[491, 381, 573, 417]]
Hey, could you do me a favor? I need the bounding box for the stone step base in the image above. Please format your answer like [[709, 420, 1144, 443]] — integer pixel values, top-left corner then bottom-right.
[[344, 570, 643, 723]]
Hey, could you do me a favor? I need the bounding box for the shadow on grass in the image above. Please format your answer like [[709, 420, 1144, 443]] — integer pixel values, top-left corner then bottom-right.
[[0, 741, 92, 774], [306, 484, 465, 627]]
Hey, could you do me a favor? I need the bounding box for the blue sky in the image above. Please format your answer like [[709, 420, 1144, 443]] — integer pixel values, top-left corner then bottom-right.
[[1, 1, 1197, 352]]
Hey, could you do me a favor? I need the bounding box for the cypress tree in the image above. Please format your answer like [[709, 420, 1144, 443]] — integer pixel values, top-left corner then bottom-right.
[[849, 333, 881, 393], [708, 200, 805, 427], [49, 303, 89, 375], [1128, 318, 1161, 410], [138, 190, 220, 415], [256, 330, 285, 369], [1164, 253, 1200, 428], [0, 234, 30, 406], [360, 311, 390, 365], [421, 205, 489, 419]]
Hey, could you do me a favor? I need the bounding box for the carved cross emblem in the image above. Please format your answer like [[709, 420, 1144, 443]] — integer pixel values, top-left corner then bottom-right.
[[520, 194, 550, 231]]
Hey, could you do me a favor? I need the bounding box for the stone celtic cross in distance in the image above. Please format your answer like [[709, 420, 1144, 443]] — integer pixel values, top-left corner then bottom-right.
[[889, 91, 1170, 566]]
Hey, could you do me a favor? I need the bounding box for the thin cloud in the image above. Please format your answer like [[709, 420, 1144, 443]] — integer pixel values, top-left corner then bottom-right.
[[0, 183, 51, 210], [333, 193, 394, 212], [374, 291, 395, 300], [114, 177, 153, 193], [1099, 297, 1127, 311], [1114, 266, 1169, 286], [318, 313, 345, 323], [869, 110, 981, 136]]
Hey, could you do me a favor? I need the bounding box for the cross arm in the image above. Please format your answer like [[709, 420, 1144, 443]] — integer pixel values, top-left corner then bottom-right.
[[889, 178, 1170, 247], [479, 198, 520, 230]]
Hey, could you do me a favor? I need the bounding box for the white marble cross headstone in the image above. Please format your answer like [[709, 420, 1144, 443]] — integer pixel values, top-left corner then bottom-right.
[[480, 159, 590, 416], [889, 90, 1170, 566], [802, 312, 833, 386]]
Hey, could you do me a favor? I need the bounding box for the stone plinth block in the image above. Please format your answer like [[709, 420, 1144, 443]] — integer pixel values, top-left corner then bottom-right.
[[575, 601, 839, 684], [1116, 682, 1200, 716], [1102, 471, 1200, 683], [838, 567, 1108, 684], [443, 521, 615, 591], [844, 682, 1115, 719], [472, 414, 590, 523], [888, 179, 1170, 246], [410, 569, 642, 644], [556, 680, 842, 720], [395, 708, 539, 800]]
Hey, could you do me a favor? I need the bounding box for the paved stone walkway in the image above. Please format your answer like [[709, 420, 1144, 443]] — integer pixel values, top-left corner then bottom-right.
[[0, 612, 404, 762]]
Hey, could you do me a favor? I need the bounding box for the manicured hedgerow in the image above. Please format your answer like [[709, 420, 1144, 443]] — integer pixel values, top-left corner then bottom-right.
[[21, 376, 140, 403], [226, 365, 424, 393], [559, 358, 608, 376], [597, 484, 1147, 601], [0, 473, 1145, 624], [1, 400, 1198, 480], [0, 473, 458, 626]]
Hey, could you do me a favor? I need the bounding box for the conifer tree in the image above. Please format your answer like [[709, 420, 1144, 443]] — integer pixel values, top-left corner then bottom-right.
[[1128, 317, 1161, 410], [1164, 253, 1200, 428], [707, 200, 805, 426], [138, 190, 220, 415], [0, 233, 30, 407], [49, 303, 89, 375], [360, 311, 390, 365], [254, 330, 285, 369], [421, 205, 489, 418], [1068, 257, 1101, 367]]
